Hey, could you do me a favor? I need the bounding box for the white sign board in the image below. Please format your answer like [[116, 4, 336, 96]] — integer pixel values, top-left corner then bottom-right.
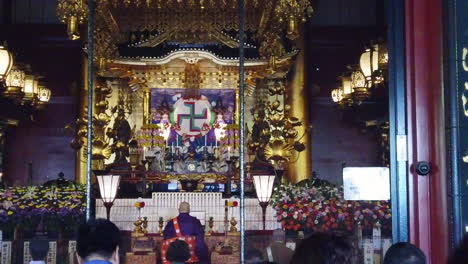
[[343, 167, 390, 200]]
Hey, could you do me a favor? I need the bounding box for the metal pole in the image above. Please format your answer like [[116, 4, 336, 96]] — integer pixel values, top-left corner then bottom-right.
[[86, 0, 95, 222], [238, 0, 246, 263]]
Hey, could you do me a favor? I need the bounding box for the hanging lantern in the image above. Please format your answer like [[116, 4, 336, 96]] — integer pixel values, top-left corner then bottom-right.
[[38, 86, 51, 102], [287, 16, 299, 40], [67, 16, 80, 40], [359, 45, 379, 82], [0, 45, 13, 81], [341, 76, 353, 96], [331, 89, 340, 103], [23, 75, 39, 102], [4, 66, 25, 100], [351, 70, 370, 102]]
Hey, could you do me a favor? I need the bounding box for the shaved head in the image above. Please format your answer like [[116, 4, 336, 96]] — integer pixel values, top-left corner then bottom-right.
[[179, 202, 190, 213]]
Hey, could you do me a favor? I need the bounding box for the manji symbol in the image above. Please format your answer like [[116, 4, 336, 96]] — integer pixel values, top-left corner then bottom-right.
[[176, 101, 208, 132]]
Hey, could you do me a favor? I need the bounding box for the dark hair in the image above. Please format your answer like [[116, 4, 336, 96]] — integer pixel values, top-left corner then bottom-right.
[[289, 232, 353, 264], [383, 242, 426, 264], [29, 238, 49, 261], [166, 239, 190, 262], [77, 218, 121, 260], [448, 235, 468, 264]]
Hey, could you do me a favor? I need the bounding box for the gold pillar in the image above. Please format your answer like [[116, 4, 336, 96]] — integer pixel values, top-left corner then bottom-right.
[[287, 28, 311, 183], [143, 89, 150, 125], [75, 56, 89, 184]]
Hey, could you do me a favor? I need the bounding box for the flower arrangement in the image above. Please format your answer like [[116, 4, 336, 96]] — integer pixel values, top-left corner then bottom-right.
[[270, 179, 392, 235], [0, 184, 86, 237]]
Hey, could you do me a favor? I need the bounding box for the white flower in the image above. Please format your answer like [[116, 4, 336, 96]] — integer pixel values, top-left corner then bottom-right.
[[282, 212, 287, 217], [2, 200, 13, 210]]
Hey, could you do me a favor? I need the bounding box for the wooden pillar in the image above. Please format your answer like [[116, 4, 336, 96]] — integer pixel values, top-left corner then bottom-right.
[[405, 0, 449, 262]]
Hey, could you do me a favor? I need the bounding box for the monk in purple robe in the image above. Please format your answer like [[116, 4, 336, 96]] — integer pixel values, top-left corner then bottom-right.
[[163, 202, 210, 264]]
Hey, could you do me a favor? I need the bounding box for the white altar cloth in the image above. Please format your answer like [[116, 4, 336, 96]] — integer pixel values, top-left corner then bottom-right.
[[95, 192, 280, 232]]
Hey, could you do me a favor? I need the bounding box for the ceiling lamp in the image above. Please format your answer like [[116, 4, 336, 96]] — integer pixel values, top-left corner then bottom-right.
[[0, 45, 13, 81], [4, 66, 25, 101]]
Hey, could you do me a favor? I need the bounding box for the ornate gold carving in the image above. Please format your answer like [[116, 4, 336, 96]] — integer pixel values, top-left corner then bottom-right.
[[248, 77, 308, 165], [57, 0, 314, 64]]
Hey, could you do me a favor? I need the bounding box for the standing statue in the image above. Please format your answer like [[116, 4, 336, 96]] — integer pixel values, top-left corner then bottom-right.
[[108, 108, 132, 164]]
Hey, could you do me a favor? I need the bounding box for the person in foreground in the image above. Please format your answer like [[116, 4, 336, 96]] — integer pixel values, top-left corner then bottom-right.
[[166, 239, 191, 264], [448, 235, 468, 264], [383, 242, 426, 264], [289, 232, 352, 264], [29, 237, 49, 264], [76, 218, 121, 264], [162, 202, 209, 264]]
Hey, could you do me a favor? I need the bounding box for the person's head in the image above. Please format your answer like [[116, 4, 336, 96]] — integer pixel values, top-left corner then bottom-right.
[[76, 218, 121, 264], [179, 202, 190, 214], [166, 239, 191, 263], [246, 248, 263, 264], [272, 229, 285, 243], [30, 238, 49, 261], [290, 232, 352, 264], [383, 242, 426, 264], [449, 235, 468, 264]]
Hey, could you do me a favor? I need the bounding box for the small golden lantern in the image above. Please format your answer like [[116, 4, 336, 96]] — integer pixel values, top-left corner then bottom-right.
[[0, 45, 13, 81], [331, 88, 342, 103], [351, 70, 370, 102], [23, 74, 39, 102], [4, 65, 25, 101], [67, 16, 80, 40], [38, 86, 51, 102]]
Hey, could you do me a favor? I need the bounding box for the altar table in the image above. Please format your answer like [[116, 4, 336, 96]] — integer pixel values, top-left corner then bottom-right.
[[96, 192, 280, 232]]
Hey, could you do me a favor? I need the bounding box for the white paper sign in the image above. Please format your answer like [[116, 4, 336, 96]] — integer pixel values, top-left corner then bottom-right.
[[23, 242, 32, 264], [68, 241, 77, 264], [363, 239, 374, 264], [372, 227, 382, 250], [1, 241, 12, 264], [47, 241, 57, 264], [343, 167, 390, 200]]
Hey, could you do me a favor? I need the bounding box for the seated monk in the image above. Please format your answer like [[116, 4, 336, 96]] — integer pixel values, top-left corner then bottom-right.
[[162, 202, 209, 264]]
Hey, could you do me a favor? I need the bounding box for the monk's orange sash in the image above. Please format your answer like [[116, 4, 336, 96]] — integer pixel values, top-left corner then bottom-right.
[[161, 218, 199, 264]]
